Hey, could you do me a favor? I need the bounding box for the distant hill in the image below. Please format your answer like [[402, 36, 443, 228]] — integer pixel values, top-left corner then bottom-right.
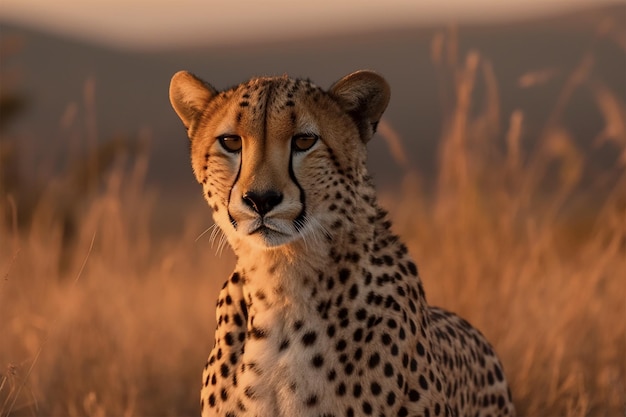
[[1, 3, 624, 201]]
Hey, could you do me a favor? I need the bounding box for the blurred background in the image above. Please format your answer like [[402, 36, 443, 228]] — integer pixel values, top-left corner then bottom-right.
[[1, 1, 625, 416]]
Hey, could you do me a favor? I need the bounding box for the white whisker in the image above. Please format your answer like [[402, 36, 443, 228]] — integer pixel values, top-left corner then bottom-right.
[[294, 215, 332, 251], [295, 219, 309, 250], [216, 231, 229, 256], [196, 223, 230, 256], [209, 224, 222, 246], [195, 224, 216, 242]]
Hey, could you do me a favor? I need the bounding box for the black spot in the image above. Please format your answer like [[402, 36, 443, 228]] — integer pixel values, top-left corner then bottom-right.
[[498, 395, 506, 409], [279, 339, 289, 351], [250, 327, 267, 339], [244, 386, 255, 398], [371, 382, 381, 395], [339, 268, 350, 284], [384, 363, 394, 377], [367, 315, 382, 329], [335, 294, 343, 307], [336, 339, 347, 351], [419, 375, 428, 390], [344, 362, 355, 375], [305, 395, 318, 407], [302, 331, 317, 346], [327, 277, 335, 290], [409, 389, 420, 402], [348, 284, 359, 299], [494, 364, 504, 382], [311, 354, 324, 368], [368, 353, 380, 368]]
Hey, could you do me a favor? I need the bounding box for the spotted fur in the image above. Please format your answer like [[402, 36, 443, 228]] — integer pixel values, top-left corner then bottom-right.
[[169, 70, 515, 417]]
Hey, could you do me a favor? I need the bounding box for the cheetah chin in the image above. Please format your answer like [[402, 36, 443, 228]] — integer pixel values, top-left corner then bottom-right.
[[170, 70, 516, 417]]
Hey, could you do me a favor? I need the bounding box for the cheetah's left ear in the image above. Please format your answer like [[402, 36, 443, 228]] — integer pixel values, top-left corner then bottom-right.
[[330, 70, 390, 143]]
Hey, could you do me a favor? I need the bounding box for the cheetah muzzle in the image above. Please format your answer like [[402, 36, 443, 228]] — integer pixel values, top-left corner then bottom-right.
[[169, 70, 516, 417]]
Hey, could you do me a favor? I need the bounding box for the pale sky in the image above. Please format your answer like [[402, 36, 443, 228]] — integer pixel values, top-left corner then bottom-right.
[[0, 0, 619, 50]]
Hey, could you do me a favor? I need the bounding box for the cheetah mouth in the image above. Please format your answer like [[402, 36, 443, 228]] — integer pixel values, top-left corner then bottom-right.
[[250, 224, 287, 237], [248, 225, 294, 248], [242, 218, 300, 248]]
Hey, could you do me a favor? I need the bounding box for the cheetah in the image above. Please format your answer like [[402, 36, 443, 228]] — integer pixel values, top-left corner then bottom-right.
[[169, 70, 516, 417]]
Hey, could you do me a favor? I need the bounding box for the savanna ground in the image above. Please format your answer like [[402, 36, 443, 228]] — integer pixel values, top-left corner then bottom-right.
[[1, 30, 625, 416]]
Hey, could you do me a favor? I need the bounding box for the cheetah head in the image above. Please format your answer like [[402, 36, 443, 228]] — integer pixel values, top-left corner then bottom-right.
[[169, 70, 390, 251]]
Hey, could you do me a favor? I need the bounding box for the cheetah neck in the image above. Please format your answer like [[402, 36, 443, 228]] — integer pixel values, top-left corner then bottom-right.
[[207, 191, 432, 416]]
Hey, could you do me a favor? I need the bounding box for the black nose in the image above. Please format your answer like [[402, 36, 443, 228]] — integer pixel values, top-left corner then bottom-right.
[[242, 190, 283, 215]]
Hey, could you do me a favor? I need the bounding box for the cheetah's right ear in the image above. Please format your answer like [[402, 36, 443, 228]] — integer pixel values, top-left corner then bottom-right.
[[169, 71, 218, 130], [330, 70, 391, 143]]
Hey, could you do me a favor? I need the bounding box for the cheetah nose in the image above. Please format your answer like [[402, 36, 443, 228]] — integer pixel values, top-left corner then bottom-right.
[[242, 190, 283, 216]]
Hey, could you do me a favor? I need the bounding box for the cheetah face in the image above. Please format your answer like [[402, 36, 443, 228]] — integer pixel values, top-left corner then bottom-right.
[[169, 71, 389, 250]]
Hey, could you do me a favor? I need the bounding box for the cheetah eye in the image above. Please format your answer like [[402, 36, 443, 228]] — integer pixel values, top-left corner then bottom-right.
[[217, 134, 242, 153], [292, 134, 318, 153]]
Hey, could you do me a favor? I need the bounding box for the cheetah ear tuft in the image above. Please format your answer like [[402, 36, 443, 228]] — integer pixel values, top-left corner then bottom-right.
[[329, 70, 391, 143], [169, 71, 217, 130]]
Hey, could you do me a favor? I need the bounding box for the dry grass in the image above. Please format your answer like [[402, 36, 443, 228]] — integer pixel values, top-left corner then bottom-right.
[[1, 31, 625, 416]]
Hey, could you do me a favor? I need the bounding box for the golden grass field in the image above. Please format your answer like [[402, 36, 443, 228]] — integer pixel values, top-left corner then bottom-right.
[[1, 32, 625, 416]]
